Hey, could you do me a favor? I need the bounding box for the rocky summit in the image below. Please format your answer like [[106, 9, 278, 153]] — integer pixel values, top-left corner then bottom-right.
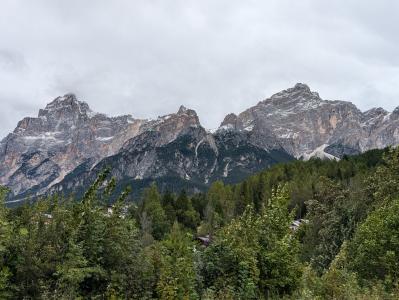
[[220, 83, 399, 159], [1, 84, 399, 202], [0, 94, 148, 199]]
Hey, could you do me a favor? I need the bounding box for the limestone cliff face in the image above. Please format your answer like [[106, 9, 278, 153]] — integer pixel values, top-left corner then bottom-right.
[[0, 95, 216, 199], [220, 83, 399, 159], [50, 125, 292, 198], [0, 94, 151, 196], [2, 84, 399, 202]]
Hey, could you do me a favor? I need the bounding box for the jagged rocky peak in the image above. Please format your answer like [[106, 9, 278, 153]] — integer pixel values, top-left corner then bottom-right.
[[4, 84, 399, 203], [294, 82, 310, 90], [160, 105, 200, 124], [217, 82, 398, 159], [38, 93, 95, 119], [221, 112, 238, 125], [176, 105, 199, 118], [134, 105, 201, 147], [219, 113, 242, 131], [178, 105, 188, 113], [0, 93, 147, 197], [361, 106, 399, 129], [273, 82, 314, 97], [263, 82, 322, 108], [363, 107, 388, 116], [284, 82, 312, 94], [12, 94, 99, 136], [361, 107, 388, 124], [44, 93, 80, 109]]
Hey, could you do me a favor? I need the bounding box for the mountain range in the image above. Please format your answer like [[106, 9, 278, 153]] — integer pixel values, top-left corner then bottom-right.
[[1, 83, 398, 203]]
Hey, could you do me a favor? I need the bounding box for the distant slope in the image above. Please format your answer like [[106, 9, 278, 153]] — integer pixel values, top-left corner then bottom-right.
[[220, 83, 399, 158], [48, 126, 293, 199], [2, 83, 399, 202]]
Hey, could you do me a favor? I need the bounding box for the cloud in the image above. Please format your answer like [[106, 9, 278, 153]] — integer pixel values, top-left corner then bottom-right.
[[0, 0, 398, 138]]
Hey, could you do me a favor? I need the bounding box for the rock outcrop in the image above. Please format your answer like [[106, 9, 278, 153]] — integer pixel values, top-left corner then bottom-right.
[[220, 83, 399, 159], [49, 126, 292, 198], [2, 83, 399, 202], [0, 94, 148, 197]]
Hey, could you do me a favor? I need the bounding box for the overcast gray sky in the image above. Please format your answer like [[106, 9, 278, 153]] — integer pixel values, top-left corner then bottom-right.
[[1, 0, 398, 138]]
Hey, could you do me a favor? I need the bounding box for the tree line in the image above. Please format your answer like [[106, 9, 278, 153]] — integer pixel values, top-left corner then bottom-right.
[[1, 147, 399, 299]]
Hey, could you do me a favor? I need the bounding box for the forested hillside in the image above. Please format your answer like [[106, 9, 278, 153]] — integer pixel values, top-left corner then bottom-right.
[[1, 147, 399, 299]]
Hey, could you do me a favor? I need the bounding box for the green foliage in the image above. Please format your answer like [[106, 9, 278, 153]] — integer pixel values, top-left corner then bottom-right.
[[257, 187, 302, 296], [54, 232, 91, 298], [139, 183, 170, 240], [0, 171, 157, 299], [348, 198, 399, 288], [200, 181, 234, 235], [0, 187, 11, 298], [202, 206, 260, 299], [1, 147, 399, 298], [0, 186, 10, 254], [157, 222, 198, 299], [174, 190, 200, 231], [202, 187, 301, 298], [302, 177, 353, 272], [368, 147, 399, 204]]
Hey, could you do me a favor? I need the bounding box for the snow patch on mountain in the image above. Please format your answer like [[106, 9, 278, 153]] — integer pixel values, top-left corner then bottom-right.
[[96, 136, 114, 142], [301, 144, 339, 161]]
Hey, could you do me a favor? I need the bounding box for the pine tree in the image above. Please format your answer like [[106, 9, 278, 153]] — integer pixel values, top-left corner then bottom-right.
[[161, 191, 177, 225], [234, 181, 252, 216], [157, 222, 198, 299], [348, 197, 399, 288], [257, 186, 302, 296], [55, 232, 90, 298], [368, 147, 399, 204], [0, 187, 11, 298], [140, 183, 169, 240], [175, 190, 200, 230]]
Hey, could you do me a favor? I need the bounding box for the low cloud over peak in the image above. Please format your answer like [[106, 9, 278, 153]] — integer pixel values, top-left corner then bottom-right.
[[1, 0, 398, 138]]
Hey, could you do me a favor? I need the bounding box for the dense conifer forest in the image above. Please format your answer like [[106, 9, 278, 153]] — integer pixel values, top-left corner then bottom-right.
[[1, 147, 399, 299]]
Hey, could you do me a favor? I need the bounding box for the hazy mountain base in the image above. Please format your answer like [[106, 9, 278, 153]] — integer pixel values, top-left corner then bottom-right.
[[1, 147, 399, 299]]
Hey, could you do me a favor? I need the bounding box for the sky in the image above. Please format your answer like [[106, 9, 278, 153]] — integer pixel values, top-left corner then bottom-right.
[[0, 0, 398, 138]]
